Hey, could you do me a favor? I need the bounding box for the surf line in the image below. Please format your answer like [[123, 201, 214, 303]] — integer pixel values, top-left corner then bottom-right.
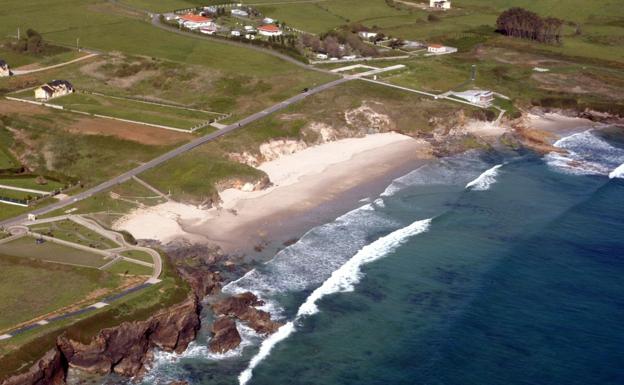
[[238, 218, 433, 385], [466, 164, 504, 191]]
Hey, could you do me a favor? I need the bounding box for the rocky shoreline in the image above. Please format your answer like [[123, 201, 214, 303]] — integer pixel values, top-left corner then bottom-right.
[[2, 107, 620, 385]]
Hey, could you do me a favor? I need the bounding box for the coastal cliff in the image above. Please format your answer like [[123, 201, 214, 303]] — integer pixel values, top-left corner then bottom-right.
[[0, 296, 201, 385]]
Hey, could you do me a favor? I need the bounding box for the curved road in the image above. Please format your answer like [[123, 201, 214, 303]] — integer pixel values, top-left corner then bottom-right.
[[0, 76, 350, 228]]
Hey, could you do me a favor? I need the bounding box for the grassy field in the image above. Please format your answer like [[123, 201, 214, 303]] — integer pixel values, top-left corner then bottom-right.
[[121, 249, 154, 263], [48, 92, 219, 131], [0, 253, 189, 379], [29, 219, 120, 250], [0, 254, 120, 331], [0, 236, 109, 268], [104, 259, 152, 276], [0, 177, 64, 192]]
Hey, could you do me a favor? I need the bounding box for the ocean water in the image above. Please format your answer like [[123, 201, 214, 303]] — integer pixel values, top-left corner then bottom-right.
[[137, 128, 624, 385]]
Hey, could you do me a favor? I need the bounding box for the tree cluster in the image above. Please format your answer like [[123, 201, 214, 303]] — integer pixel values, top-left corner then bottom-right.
[[300, 31, 378, 58], [496, 8, 564, 44], [10, 29, 46, 54]]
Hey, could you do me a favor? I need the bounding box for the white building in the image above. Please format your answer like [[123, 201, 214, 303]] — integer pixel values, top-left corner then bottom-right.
[[316, 53, 328, 60], [231, 30, 242, 37], [244, 25, 254, 31], [0, 60, 10, 77], [200, 24, 219, 35], [231, 9, 249, 17], [263, 17, 276, 24], [430, 0, 451, 9], [358, 31, 378, 40], [258, 24, 282, 37], [427, 44, 457, 55], [451, 90, 494, 106], [34, 80, 74, 100]]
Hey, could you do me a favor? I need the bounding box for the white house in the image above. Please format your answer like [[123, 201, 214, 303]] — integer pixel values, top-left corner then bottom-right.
[[34, 80, 74, 100], [358, 31, 378, 40], [0, 60, 10, 77], [244, 25, 254, 31], [427, 44, 457, 55], [451, 90, 494, 106], [179, 13, 213, 30], [428, 44, 445, 54], [430, 0, 451, 9], [263, 17, 276, 24], [258, 24, 282, 37], [316, 53, 328, 60], [245, 33, 256, 40], [200, 24, 219, 35], [231, 30, 242, 37], [231, 9, 249, 17]]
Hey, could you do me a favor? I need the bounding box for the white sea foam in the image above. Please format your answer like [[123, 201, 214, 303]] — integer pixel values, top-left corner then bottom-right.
[[609, 163, 624, 179], [465, 164, 503, 191], [223, 202, 397, 296], [545, 130, 624, 176], [238, 218, 432, 385]]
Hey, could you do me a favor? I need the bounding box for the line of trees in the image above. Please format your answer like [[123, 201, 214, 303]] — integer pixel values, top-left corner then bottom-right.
[[496, 8, 564, 44]]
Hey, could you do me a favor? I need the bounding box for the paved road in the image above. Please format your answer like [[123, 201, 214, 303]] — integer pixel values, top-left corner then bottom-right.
[[0, 77, 350, 228]]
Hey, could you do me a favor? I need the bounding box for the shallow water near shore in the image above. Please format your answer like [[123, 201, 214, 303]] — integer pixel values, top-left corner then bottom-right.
[[108, 127, 624, 385]]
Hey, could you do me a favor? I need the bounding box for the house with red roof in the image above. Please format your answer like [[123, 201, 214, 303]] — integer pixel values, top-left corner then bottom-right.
[[258, 24, 282, 37], [178, 13, 214, 30]]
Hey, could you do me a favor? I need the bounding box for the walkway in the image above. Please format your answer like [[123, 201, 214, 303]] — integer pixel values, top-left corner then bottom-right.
[[11, 53, 99, 76]]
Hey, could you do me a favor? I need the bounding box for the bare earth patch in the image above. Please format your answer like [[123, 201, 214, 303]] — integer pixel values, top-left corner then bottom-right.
[[64, 117, 191, 145], [0, 100, 47, 116]]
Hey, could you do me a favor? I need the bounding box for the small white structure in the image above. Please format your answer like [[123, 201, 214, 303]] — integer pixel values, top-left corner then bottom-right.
[[430, 0, 451, 9], [263, 17, 276, 24], [427, 44, 457, 55], [0, 59, 10, 77], [179, 13, 213, 30], [27, 213, 37, 221], [231, 30, 242, 37], [451, 90, 494, 106], [428, 44, 445, 54], [343, 55, 357, 60], [163, 13, 179, 21], [231, 9, 249, 17], [34, 80, 74, 101], [316, 53, 328, 60], [245, 33, 256, 40], [358, 31, 378, 40], [244, 25, 254, 31], [258, 24, 282, 37], [533, 67, 550, 72]]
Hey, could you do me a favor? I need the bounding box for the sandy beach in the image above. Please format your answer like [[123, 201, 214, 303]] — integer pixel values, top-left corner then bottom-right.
[[114, 133, 433, 255]]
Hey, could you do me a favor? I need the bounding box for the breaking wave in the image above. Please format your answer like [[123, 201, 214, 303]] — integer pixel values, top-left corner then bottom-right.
[[238, 218, 432, 385], [609, 163, 624, 179], [545, 130, 624, 177], [465, 164, 503, 191]]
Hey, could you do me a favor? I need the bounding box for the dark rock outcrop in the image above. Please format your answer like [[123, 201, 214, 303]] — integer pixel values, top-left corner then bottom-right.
[[209, 317, 242, 354], [212, 292, 282, 338], [0, 349, 66, 385], [57, 296, 200, 377]]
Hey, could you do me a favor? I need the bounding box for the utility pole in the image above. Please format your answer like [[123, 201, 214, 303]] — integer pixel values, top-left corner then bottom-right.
[[17, 27, 20, 40], [471, 64, 477, 81], [76, 37, 80, 51]]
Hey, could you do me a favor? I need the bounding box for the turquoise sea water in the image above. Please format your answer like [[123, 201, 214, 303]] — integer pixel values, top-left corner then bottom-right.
[[137, 128, 624, 385]]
